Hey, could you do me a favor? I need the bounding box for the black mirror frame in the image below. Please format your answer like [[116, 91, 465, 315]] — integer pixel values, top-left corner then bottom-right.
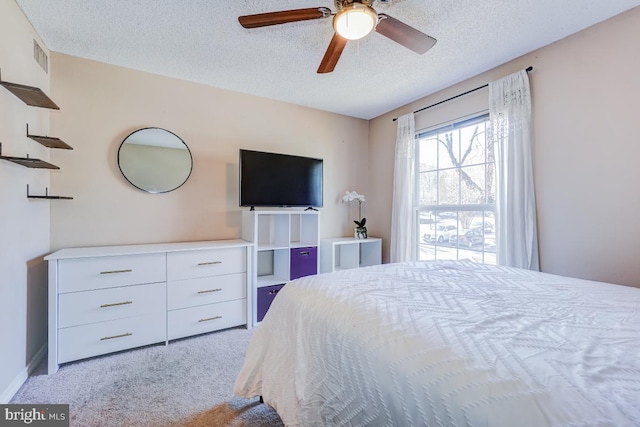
[[117, 127, 193, 194]]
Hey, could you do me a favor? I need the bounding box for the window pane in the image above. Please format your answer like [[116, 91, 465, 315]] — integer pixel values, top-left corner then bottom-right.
[[436, 210, 458, 224], [418, 171, 437, 205], [460, 165, 486, 204], [452, 211, 483, 252], [438, 169, 459, 205], [459, 248, 482, 262], [436, 246, 457, 261], [438, 131, 459, 170], [469, 211, 496, 260], [419, 137, 438, 172], [418, 211, 435, 237], [428, 211, 459, 245], [461, 123, 487, 166], [459, 210, 482, 230]]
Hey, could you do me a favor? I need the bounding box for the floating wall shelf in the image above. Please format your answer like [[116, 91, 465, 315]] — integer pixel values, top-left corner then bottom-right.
[[0, 69, 59, 110], [26, 124, 72, 150], [1, 156, 59, 169], [27, 185, 73, 200], [0, 143, 59, 169], [1, 68, 72, 200]]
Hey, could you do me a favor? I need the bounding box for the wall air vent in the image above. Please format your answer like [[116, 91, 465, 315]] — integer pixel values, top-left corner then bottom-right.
[[33, 39, 48, 73]]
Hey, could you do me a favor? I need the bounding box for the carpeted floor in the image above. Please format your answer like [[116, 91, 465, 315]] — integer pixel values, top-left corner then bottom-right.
[[10, 327, 283, 426]]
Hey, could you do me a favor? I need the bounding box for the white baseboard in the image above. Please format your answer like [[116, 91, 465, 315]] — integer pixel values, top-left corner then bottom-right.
[[0, 344, 47, 404]]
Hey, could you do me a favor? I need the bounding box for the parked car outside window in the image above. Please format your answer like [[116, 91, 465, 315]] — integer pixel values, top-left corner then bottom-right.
[[423, 223, 457, 243], [449, 228, 483, 248]]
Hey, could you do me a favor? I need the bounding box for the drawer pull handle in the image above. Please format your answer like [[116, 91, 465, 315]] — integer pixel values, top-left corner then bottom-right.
[[198, 315, 222, 323], [100, 269, 132, 275], [198, 261, 222, 266], [197, 288, 222, 294], [100, 301, 133, 308], [299, 251, 309, 256], [100, 332, 132, 341], [269, 289, 280, 295]]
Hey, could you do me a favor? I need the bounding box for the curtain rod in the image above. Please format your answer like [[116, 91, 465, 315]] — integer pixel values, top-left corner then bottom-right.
[[392, 66, 533, 122]]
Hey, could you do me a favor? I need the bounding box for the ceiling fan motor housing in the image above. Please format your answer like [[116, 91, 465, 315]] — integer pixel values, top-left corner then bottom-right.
[[335, 0, 376, 11]]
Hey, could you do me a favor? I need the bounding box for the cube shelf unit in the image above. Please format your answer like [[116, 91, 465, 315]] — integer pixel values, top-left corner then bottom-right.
[[242, 210, 319, 325], [319, 237, 382, 273]]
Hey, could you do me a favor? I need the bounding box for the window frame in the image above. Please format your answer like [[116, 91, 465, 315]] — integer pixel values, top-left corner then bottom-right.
[[414, 112, 496, 264]]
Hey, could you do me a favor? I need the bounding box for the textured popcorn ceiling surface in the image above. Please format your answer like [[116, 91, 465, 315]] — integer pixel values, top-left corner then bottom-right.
[[15, 0, 640, 119]]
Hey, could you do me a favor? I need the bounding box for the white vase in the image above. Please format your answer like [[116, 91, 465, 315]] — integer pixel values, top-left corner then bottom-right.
[[354, 227, 367, 239]]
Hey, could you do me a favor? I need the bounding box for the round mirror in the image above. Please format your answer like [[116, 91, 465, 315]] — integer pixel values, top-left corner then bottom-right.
[[117, 127, 193, 193]]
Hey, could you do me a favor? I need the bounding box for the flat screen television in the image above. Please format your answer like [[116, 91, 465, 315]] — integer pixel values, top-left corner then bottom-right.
[[239, 149, 323, 208]]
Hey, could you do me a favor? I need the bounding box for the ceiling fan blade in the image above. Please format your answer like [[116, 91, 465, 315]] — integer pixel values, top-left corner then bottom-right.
[[317, 33, 348, 74], [238, 7, 330, 29], [375, 13, 437, 54]]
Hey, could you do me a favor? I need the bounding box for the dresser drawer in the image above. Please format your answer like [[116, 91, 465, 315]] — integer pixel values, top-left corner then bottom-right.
[[167, 247, 245, 281], [58, 312, 166, 364], [168, 299, 246, 340], [58, 253, 166, 293], [168, 273, 245, 311], [58, 282, 166, 328]]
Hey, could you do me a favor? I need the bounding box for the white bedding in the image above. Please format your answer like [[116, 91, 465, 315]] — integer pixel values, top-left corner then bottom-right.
[[234, 261, 640, 426]]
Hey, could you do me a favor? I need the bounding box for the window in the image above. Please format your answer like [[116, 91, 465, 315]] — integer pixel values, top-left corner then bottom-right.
[[415, 113, 496, 264]]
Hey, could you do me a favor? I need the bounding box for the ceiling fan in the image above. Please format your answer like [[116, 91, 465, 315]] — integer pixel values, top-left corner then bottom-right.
[[238, 0, 437, 74]]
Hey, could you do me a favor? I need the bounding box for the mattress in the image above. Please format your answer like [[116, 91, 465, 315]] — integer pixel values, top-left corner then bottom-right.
[[234, 261, 640, 426]]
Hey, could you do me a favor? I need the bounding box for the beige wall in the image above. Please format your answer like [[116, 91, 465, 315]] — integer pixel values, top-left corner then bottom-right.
[[369, 6, 640, 287], [49, 54, 369, 250], [0, 0, 50, 402]]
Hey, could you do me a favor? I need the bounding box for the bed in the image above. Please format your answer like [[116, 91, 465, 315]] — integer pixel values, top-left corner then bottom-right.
[[234, 260, 640, 426]]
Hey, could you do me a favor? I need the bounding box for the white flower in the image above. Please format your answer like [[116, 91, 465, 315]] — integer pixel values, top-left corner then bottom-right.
[[342, 190, 365, 203]]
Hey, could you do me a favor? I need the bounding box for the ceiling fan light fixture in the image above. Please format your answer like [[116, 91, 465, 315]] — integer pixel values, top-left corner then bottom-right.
[[333, 3, 378, 40]]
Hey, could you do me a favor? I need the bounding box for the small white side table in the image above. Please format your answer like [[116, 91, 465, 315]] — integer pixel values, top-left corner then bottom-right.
[[319, 237, 382, 273]]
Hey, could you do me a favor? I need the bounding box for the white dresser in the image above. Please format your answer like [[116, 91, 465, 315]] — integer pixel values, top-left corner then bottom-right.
[[45, 240, 252, 374]]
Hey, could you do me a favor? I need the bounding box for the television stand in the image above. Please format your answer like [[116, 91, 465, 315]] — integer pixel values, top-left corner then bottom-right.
[[305, 207, 318, 211]]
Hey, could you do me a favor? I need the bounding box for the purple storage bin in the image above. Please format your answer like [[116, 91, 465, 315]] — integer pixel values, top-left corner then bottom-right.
[[257, 284, 285, 322], [290, 246, 317, 280]]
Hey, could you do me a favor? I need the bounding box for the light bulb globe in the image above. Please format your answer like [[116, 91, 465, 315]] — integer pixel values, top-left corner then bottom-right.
[[333, 4, 378, 40]]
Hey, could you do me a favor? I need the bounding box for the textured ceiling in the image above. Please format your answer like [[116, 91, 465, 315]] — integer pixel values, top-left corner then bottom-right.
[[15, 0, 640, 119]]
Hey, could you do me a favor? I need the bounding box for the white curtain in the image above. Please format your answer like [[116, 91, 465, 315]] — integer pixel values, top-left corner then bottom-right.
[[390, 113, 416, 263], [489, 70, 539, 270]]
